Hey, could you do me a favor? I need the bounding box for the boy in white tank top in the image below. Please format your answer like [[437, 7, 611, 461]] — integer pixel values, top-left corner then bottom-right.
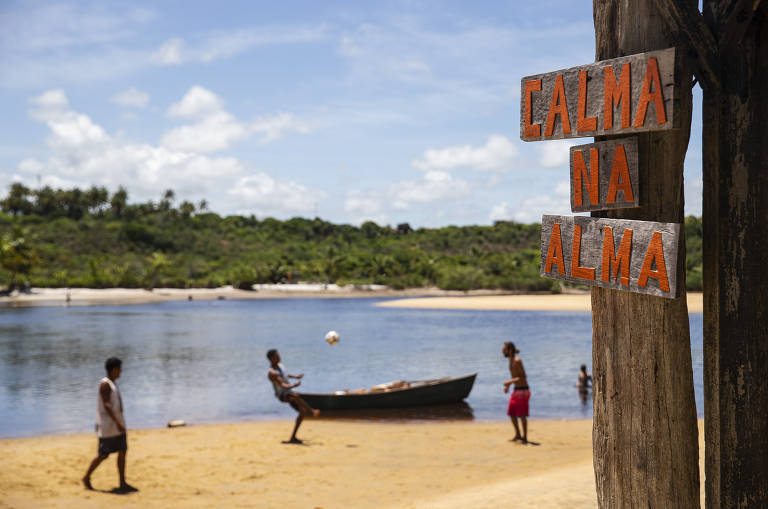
[[82, 357, 137, 492]]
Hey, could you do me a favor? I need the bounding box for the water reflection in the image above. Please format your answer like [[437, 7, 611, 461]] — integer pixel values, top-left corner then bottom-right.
[[315, 402, 474, 422]]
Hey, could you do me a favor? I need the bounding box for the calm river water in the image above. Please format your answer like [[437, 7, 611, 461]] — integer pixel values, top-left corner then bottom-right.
[[0, 298, 704, 437]]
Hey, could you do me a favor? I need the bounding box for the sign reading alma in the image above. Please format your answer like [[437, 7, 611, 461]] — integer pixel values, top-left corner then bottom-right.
[[520, 47, 678, 141], [570, 137, 639, 212], [540, 215, 681, 298]]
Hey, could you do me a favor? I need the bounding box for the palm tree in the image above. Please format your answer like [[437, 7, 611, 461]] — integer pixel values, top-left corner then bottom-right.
[[110, 187, 128, 218]]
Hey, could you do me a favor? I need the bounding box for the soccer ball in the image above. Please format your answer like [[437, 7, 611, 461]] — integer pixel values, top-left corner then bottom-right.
[[325, 330, 340, 345]]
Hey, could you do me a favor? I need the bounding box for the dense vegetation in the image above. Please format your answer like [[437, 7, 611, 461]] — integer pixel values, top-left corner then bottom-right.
[[0, 183, 703, 292]]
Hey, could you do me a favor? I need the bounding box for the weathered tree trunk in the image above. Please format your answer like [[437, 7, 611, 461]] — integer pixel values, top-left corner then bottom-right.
[[701, 2, 768, 507], [591, 1, 700, 507]]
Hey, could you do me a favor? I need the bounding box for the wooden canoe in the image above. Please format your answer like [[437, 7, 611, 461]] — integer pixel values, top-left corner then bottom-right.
[[298, 373, 476, 411]]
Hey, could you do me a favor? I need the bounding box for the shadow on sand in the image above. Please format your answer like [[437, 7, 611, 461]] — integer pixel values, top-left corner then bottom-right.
[[313, 402, 475, 423]]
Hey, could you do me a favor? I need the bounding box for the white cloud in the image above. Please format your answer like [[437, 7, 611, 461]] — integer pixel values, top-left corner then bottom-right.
[[167, 86, 222, 118], [0, 4, 155, 52], [152, 38, 185, 65], [343, 190, 389, 225], [22, 89, 246, 198], [151, 26, 327, 67], [18, 88, 325, 218], [391, 170, 470, 207], [251, 113, 314, 144], [111, 88, 150, 109], [537, 140, 576, 168], [0, 4, 157, 87], [163, 87, 313, 152], [30, 89, 69, 109], [29, 90, 107, 147], [508, 179, 572, 223], [199, 26, 328, 62], [162, 112, 248, 153], [412, 135, 518, 173], [229, 173, 325, 216], [489, 201, 514, 222]]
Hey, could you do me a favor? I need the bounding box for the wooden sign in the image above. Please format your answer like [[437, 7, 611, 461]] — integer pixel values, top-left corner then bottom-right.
[[520, 47, 679, 141], [540, 215, 680, 298], [570, 137, 639, 212]]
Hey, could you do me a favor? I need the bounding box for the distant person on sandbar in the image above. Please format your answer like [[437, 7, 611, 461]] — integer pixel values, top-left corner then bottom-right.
[[503, 341, 530, 444], [267, 349, 320, 444], [82, 357, 137, 492], [577, 364, 592, 390]]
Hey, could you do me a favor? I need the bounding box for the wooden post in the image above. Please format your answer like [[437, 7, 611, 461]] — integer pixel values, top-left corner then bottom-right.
[[700, 2, 768, 506], [591, 1, 700, 507]]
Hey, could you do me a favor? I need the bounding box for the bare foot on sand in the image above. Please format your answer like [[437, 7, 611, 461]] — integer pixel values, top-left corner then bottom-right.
[[118, 483, 138, 492], [82, 478, 93, 490], [287, 438, 303, 444]]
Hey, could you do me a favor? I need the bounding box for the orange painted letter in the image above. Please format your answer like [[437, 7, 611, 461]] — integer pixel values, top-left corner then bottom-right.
[[603, 63, 630, 130], [606, 145, 634, 204], [544, 223, 566, 275], [633, 57, 667, 127], [545, 74, 571, 136], [573, 148, 599, 207], [524, 79, 542, 138], [601, 226, 632, 285], [637, 231, 670, 292], [577, 70, 597, 133], [571, 225, 596, 281]]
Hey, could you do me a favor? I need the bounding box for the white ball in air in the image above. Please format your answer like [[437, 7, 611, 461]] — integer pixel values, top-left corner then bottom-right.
[[325, 330, 340, 345]]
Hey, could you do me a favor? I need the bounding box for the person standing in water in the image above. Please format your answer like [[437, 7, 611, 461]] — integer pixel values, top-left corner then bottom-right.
[[577, 364, 592, 389], [82, 357, 137, 492], [503, 341, 530, 444], [267, 349, 319, 444]]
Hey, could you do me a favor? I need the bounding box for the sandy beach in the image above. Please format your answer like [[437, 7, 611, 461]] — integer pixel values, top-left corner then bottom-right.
[[377, 292, 704, 313], [0, 419, 706, 508], [0, 286, 516, 308], [0, 287, 704, 313], [0, 420, 597, 509]]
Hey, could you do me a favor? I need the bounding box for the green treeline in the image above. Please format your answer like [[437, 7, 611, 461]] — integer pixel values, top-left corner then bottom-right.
[[0, 183, 703, 292]]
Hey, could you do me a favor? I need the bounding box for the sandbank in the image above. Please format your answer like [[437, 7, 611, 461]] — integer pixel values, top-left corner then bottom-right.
[[377, 292, 704, 313], [1, 287, 704, 312], [0, 286, 513, 308]]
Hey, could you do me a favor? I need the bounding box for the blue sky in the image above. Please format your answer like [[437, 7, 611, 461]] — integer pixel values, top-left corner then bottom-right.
[[0, 0, 703, 227]]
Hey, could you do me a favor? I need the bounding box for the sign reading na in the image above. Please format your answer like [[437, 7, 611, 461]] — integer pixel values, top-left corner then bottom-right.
[[521, 47, 678, 141], [570, 137, 639, 212], [540, 215, 681, 298]]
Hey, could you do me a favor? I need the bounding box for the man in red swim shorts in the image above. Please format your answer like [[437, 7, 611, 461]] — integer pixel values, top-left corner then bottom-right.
[[503, 341, 530, 444]]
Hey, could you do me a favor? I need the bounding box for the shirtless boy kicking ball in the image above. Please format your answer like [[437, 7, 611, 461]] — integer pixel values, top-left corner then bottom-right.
[[267, 349, 320, 444]]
